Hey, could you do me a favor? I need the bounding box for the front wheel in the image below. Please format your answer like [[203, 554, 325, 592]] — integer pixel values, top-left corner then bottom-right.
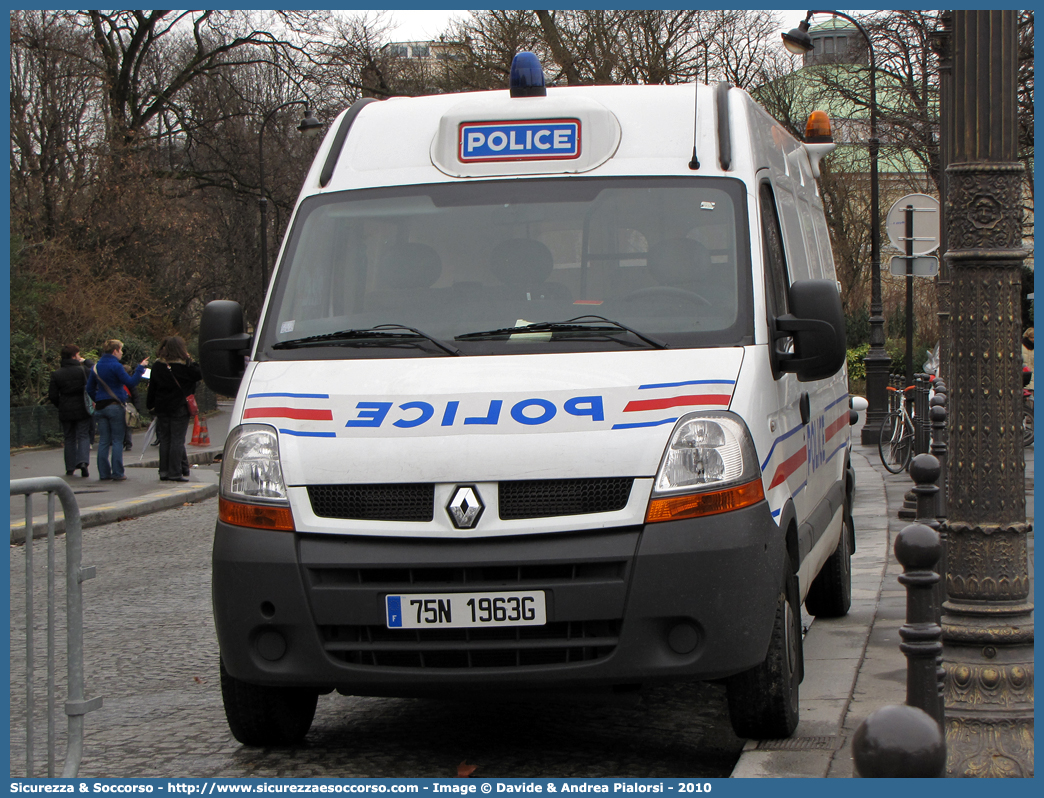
[[220, 658, 318, 747], [804, 515, 853, 618], [726, 556, 802, 739], [878, 410, 913, 473]]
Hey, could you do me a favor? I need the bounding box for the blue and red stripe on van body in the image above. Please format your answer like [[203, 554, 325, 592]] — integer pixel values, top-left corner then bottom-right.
[[244, 407, 333, 421], [762, 424, 806, 519], [763, 393, 851, 518], [244, 391, 336, 438], [240, 380, 740, 435], [823, 395, 851, 466], [611, 379, 734, 430]]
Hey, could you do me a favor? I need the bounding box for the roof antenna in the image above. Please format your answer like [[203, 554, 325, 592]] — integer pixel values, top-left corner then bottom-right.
[[688, 82, 700, 170]]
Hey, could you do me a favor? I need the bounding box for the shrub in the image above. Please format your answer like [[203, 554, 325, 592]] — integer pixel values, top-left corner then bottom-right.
[[846, 343, 870, 383]]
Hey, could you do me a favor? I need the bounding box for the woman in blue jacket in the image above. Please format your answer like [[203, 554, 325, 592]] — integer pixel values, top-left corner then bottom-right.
[[85, 339, 149, 481]]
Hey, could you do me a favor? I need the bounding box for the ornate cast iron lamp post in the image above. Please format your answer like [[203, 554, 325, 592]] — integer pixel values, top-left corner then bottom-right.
[[783, 11, 889, 443], [940, 10, 1033, 777]]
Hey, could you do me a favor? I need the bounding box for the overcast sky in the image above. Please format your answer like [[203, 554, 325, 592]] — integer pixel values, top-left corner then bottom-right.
[[377, 9, 467, 41]]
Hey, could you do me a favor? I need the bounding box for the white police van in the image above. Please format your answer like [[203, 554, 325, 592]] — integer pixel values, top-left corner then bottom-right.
[[200, 53, 856, 747]]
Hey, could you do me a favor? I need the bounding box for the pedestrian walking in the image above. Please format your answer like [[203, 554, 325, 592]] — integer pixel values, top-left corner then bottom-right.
[[47, 344, 92, 478], [146, 336, 201, 483], [85, 339, 149, 481]]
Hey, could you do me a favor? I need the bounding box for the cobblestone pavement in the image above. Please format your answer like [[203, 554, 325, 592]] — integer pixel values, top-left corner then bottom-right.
[[11, 499, 744, 779]]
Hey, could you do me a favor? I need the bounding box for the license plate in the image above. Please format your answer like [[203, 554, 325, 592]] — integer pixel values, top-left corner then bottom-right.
[[386, 591, 546, 629]]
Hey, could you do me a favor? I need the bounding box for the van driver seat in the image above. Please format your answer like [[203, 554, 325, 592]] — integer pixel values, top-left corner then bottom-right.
[[367, 242, 443, 311], [646, 237, 732, 310], [490, 239, 570, 301]]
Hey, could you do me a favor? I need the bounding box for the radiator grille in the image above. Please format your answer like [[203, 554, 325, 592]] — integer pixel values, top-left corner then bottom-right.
[[307, 484, 434, 522], [499, 478, 633, 519], [309, 560, 626, 587], [306, 478, 634, 523], [320, 620, 620, 668]]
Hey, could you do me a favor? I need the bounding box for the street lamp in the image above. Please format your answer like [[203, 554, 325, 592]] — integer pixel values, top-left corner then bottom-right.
[[783, 11, 888, 445], [258, 101, 323, 306]]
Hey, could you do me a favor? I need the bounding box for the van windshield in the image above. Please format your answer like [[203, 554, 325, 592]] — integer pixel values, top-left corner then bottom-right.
[[259, 177, 753, 358]]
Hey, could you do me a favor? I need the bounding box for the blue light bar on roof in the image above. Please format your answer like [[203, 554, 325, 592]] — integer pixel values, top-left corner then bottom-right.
[[509, 52, 546, 98]]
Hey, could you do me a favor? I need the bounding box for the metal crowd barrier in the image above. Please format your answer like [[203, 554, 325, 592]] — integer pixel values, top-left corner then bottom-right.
[[10, 477, 102, 777]]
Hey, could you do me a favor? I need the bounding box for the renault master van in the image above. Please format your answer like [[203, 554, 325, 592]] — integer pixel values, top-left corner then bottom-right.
[[200, 54, 855, 747]]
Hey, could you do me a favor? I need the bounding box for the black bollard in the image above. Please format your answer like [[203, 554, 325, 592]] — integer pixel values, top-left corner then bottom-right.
[[909, 454, 941, 531], [852, 704, 946, 777], [907, 454, 946, 711], [894, 522, 944, 726], [914, 373, 932, 455]]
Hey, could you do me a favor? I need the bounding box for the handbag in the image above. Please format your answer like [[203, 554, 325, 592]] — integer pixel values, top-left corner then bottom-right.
[[168, 364, 199, 416], [125, 402, 141, 428], [81, 366, 95, 416], [93, 364, 140, 427]]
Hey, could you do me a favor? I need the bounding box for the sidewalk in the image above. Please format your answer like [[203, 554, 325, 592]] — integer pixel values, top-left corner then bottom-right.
[[732, 431, 1034, 778], [9, 404, 232, 543]]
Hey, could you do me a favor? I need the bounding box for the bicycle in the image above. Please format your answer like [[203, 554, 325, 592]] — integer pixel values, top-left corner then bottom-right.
[[878, 384, 916, 473]]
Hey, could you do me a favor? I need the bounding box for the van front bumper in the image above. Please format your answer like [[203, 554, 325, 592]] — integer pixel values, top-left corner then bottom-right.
[[213, 502, 785, 695]]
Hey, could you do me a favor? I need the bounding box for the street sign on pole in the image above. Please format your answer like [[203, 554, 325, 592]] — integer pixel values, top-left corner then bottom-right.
[[887, 195, 940, 386], [889, 255, 940, 277], [886, 194, 940, 254]]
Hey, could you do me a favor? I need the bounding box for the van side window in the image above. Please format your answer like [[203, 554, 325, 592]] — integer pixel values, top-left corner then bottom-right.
[[759, 183, 789, 319]]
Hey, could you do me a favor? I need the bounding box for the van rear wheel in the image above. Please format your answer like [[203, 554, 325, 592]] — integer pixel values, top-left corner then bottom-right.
[[726, 557, 801, 739], [804, 515, 853, 618], [220, 658, 318, 747]]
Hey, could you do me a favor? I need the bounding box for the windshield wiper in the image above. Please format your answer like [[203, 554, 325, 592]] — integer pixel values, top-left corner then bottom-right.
[[273, 324, 462, 356], [454, 315, 669, 349]]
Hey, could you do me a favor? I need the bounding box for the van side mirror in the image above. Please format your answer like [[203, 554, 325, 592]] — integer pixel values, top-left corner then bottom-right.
[[773, 279, 846, 382], [199, 300, 252, 396]]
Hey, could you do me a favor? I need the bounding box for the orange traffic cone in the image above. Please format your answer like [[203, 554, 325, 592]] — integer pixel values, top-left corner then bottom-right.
[[197, 416, 210, 445], [190, 415, 202, 445]]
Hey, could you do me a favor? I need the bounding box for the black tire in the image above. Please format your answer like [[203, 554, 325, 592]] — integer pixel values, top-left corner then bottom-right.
[[1023, 398, 1033, 447], [220, 658, 318, 747], [804, 515, 853, 618], [878, 410, 912, 473], [726, 556, 802, 739]]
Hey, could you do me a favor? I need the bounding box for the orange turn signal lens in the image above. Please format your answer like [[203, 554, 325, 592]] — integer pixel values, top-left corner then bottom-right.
[[645, 478, 765, 523], [804, 110, 833, 143], [219, 497, 295, 531]]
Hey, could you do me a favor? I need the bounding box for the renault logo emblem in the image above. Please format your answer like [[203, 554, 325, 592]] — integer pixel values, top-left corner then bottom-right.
[[447, 486, 484, 529]]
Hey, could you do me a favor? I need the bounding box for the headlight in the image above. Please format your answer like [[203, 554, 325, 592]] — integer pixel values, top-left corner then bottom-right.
[[648, 412, 764, 523], [220, 424, 288, 503], [654, 412, 760, 493]]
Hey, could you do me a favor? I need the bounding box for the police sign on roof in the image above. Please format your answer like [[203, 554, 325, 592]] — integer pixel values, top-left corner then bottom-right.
[[459, 119, 581, 162]]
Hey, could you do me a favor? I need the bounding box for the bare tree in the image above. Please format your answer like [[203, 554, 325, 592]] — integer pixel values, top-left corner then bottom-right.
[[441, 11, 545, 91], [63, 10, 319, 146], [707, 10, 790, 90], [10, 12, 104, 238]]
